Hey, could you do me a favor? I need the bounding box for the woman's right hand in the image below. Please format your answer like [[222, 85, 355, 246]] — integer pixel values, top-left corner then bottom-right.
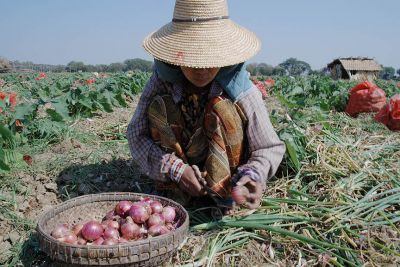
[[178, 166, 207, 197]]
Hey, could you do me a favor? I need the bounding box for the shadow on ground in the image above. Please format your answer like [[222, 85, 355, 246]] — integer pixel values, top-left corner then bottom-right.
[[56, 159, 154, 200]]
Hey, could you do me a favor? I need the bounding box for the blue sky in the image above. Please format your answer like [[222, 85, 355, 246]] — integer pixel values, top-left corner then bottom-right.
[[1, 0, 399, 70]]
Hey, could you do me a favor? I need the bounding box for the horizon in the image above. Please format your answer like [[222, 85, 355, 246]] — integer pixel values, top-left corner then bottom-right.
[[1, 0, 399, 70]]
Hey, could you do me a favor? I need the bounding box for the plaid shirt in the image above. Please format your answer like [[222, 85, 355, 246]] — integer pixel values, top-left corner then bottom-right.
[[127, 72, 285, 188]]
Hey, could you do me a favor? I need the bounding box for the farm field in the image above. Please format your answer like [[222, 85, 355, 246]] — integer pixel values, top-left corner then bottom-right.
[[0, 72, 399, 266]]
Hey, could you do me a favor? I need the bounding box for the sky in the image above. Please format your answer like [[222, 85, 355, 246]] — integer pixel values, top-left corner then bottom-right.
[[0, 0, 399, 70]]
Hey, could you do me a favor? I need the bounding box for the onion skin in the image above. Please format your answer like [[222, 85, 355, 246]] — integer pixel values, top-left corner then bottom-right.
[[77, 235, 87, 245], [104, 227, 120, 240], [115, 201, 133, 217], [162, 206, 176, 223], [231, 185, 249, 205], [51, 224, 70, 239], [148, 225, 169, 236], [129, 204, 150, 224], [120, 222, 140, 240], [82, 221, 104, 241], [72, 224, 83, 236], [102, 219, 119, 230], [58, 233, 78, 244], [93, 237, 104, 245], [150, 201, 163, 214], [159, 225, 170, 235], [103, 210, 118, 221], [148, 225, 162, 236], [147, 213, 165, 227], [141, 197, 154, 204], [138, 201, 152, 215]]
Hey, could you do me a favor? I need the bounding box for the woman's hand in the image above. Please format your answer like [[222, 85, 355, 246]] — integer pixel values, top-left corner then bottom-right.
[[233, 176, 263, 209], [178, 166, 207, 197]]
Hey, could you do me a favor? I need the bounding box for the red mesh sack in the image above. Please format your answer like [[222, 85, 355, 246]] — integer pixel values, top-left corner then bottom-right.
[[374, 94, 400, 131], [345, 81, 386, 117], [252, 80, 267, 99]]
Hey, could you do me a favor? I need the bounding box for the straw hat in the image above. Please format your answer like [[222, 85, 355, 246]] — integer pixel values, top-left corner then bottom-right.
[[143, 0, 261, 68]]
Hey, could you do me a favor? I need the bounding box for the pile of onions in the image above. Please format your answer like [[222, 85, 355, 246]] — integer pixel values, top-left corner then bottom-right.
[[50, 198, 178, 246]]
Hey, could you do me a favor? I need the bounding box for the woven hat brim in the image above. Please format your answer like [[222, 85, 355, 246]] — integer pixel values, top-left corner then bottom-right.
[[143, 20, 261, 68]]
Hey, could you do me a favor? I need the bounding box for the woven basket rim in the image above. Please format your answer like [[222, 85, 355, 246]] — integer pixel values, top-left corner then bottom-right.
[[37, 192, 189, 251]]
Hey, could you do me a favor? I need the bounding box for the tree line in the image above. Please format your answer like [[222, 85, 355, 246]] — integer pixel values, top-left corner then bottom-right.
[[1, 57, 399, 80], [0, 58, 153, 73], [246, 58, 400, 80]]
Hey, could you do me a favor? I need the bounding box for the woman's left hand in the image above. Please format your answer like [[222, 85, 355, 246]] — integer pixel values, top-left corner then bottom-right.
[[234, 176, 263, 209]]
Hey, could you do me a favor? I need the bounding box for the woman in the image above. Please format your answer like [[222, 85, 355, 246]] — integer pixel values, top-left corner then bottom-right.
[[127, 0, 285, 210]]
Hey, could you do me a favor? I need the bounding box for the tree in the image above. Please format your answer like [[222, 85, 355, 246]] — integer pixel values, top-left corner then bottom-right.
[[246, 63, 257, 76], [256, 63, 274, 76], [85, 64, 97, 72], [397, 68, 400, 77], [278, 58, 312, 76], [107, 63, 126, 72], [124, 58, 153, 72], [380, 66, 395, 80], [0, 58, 12, 73], [272, 66, 286, 76], [66, 61, 86, 72]]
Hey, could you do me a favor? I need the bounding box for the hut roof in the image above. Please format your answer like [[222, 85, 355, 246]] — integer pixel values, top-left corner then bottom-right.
[[327, 57, 382, 71]]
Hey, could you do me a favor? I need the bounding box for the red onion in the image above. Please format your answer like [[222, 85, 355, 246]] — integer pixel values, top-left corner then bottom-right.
[[129, 204, 150, 224], [160, 225, 170, 235], [102, 219, 119, 230], [148, 224, 170, 236], [162, 206, 176, 223], [104, 227, 120, 240], [93, 237, 104, 245], [231, 185, 249, 205], [58, 233, 78, 244], [77, 235, 87, 245], [72, 224, 83, 236], [124, 216, 134, 224], [51, 224, 70, 239], [165, 222, 176, 231], [138, 200, 152, 215], [147, 213, 165, 227], [81, 220, 103, 241], [150, 201, 163, 214], [120, 222, 140, 240], [140, 225, 148, 235], [115, 201, 133, 217], [103, 238, 118, 245], [103, 209, 118, 221], [141, 197, 154, 204]]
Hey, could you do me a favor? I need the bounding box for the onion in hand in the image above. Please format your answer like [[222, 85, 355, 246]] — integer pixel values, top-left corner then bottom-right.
[[231, 185, 249, 205]]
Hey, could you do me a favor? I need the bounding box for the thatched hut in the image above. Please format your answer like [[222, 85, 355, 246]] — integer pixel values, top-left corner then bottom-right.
[[327, 57, 382, 81]]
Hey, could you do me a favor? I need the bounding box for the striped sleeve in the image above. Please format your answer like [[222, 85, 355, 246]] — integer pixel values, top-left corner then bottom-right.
[[126, 73, 172, 182], [235, 85, 286, 189]]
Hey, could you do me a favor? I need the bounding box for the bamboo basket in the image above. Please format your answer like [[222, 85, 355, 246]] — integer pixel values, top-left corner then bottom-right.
[[36, 192, 189, 266]]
